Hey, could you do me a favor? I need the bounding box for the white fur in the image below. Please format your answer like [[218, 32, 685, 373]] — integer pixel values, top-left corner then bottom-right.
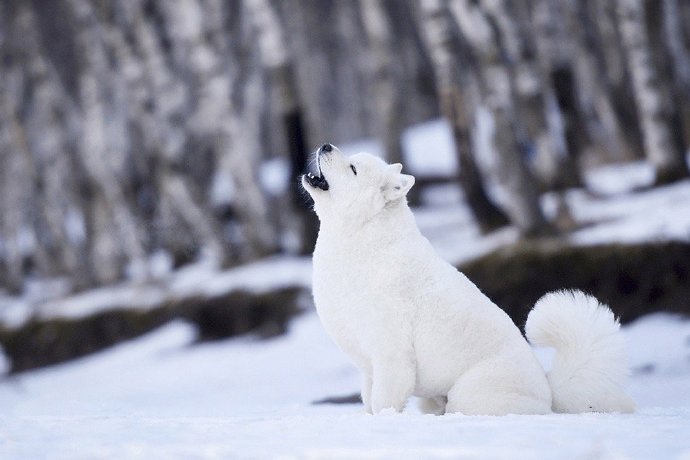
[[302, 147, 634, 415], [526, 291, 635, 413]]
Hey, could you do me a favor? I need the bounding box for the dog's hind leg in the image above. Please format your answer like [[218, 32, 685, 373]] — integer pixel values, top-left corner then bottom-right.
[[445, 364, 552, 415], [446, 387, 551, 415]]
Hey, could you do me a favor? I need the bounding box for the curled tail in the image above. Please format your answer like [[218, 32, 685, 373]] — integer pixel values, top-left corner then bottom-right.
[[525, 290, 635, 413]]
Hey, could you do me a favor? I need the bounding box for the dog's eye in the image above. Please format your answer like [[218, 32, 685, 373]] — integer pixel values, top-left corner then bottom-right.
[[350, 164, 357, 176]]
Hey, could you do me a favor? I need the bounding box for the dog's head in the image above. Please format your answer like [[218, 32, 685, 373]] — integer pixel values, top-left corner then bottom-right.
[[301, 144, 415, 223]]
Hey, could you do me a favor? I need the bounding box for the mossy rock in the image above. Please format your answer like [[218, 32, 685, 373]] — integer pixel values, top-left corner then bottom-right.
[[175, 287, 307, 341], [0, 308, 174, 374], [0, 286, 309, 373], [459, 241, 690, 328]]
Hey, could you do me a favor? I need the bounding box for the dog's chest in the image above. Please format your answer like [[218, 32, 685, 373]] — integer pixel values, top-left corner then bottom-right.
[[311, 245, 391, 352], [313, 252, 367, 319]]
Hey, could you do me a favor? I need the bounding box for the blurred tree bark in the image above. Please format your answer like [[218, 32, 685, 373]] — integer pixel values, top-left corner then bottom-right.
[[1, 0, 690, 297], [123, 0, 229, 267], [246, 0, 318, 254], [580, 0, 646, 161], [158, 0, 274, 263], [359, 0, 405, 166], [359, 0, 424, 206], [662, 0, 690, 144], [617, 0, 690, 184], [474, 0, 563, 189], [417, 0, 510, 233], [18, 13, 84, 286], [530, 0, 589, 187], [1, 3, 89, 291], [449, 0, 550, 236], [68, 0, 151, 283], [0, 87, 32, 293]]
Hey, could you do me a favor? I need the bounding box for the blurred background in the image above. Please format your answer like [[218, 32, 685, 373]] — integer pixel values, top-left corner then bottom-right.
[[0, 0, 690, 374]]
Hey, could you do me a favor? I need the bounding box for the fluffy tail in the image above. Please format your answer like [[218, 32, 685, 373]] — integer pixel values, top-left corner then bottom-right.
[[525, 290, 635, 413]]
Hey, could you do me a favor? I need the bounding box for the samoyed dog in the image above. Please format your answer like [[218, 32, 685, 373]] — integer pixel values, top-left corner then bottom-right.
[[302, 143, 635, 416]]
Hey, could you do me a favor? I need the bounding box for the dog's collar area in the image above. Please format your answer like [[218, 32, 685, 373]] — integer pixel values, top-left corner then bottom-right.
[[305, 172, 329, 191]]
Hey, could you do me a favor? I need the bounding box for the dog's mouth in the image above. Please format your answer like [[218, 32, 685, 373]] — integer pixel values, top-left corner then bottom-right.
[[304, 151, 330, 191], [304, 171, 329, 191]]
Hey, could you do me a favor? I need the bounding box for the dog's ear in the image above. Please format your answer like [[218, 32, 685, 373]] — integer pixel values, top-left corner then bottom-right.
[[383, 173, 415, 203], [389, 163, 403, 174]]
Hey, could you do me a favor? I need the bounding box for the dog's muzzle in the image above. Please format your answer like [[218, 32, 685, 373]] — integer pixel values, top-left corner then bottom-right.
[[304, 143, 333, 191], [304, 172, 329, 191]]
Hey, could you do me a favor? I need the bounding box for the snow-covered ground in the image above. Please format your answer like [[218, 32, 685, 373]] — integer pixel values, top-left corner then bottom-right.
[[1, 120, 690, 458], [1, 311, 689, 459], [1, 197, 689, 460]]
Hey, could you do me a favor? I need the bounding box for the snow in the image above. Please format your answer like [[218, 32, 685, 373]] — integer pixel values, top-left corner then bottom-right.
[[340, 119, 459, 178], [411, 169, 690, 265], [566, 180, 690, 245], [14, 159, 684, 327], [259, 157, 292, 197], [0, 256, 311, 328], [341, 119, 690, 262], [402, 119, 458, 176], [584, 161, 656, 195], [1, 120, 690, 457], [210, 169, 237, 206], [0, 312, 689, 459]]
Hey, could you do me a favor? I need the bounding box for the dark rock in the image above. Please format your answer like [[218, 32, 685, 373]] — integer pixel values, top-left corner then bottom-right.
[[459, 241, 690, 328], [4, 241, 689, 374], [0, 308, 174, 374], [179, 287, 306, 341], [0, 286, 309, 373]]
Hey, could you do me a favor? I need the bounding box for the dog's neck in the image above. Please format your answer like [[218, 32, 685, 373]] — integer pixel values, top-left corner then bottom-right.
[[316, 201, 419, 249]]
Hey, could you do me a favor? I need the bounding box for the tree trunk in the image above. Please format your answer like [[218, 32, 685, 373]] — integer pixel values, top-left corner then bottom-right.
[[0, 96, 31, 293], [67, 0, 153, 283], [246, 0, 318, 254], [617, 0, 690, 184], [0, 3, 87, 290], [583, 0, 646, 161], [359, 0, 420, 204], [659, 0, 690, 152], [359, 0, 405, 166], [449, 0, 550, 236], [417, 0, 509, 233], [128, 0, 229, 267], [476, 0, 565, 190], [22, 30, 83, 284], [530, 0, 590, 185]]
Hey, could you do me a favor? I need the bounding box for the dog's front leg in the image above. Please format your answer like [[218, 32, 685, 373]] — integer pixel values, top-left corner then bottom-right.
[[370, 354, 415, 414]]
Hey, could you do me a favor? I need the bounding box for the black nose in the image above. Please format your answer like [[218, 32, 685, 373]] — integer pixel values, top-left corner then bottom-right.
[[320, 143, 333, 153]]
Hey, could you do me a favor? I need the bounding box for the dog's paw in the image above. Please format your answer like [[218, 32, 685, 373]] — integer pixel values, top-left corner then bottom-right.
[[375, 407, 399, 416]]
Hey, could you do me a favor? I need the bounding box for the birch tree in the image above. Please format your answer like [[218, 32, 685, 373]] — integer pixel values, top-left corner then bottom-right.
[[474, 0, 565, 188], [125, 0, 229, 266], [18, 6, 85, 285], [417, 0, 509, 232], [648, 0, 690, 156], [359, 0, 405, 166], [0, 75, 32, 293], [582, 0, 646, 160], [530, 0, 590, 184], [67, 0, 155, 283], [617, 0, 690, 184], [449, 0, 550, 235], [246, 0, 318, 254], [0, 3, 91, 289]]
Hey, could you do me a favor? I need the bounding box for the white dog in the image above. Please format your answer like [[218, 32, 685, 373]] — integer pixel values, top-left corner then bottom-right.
[[302, 144, 635, 416]]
